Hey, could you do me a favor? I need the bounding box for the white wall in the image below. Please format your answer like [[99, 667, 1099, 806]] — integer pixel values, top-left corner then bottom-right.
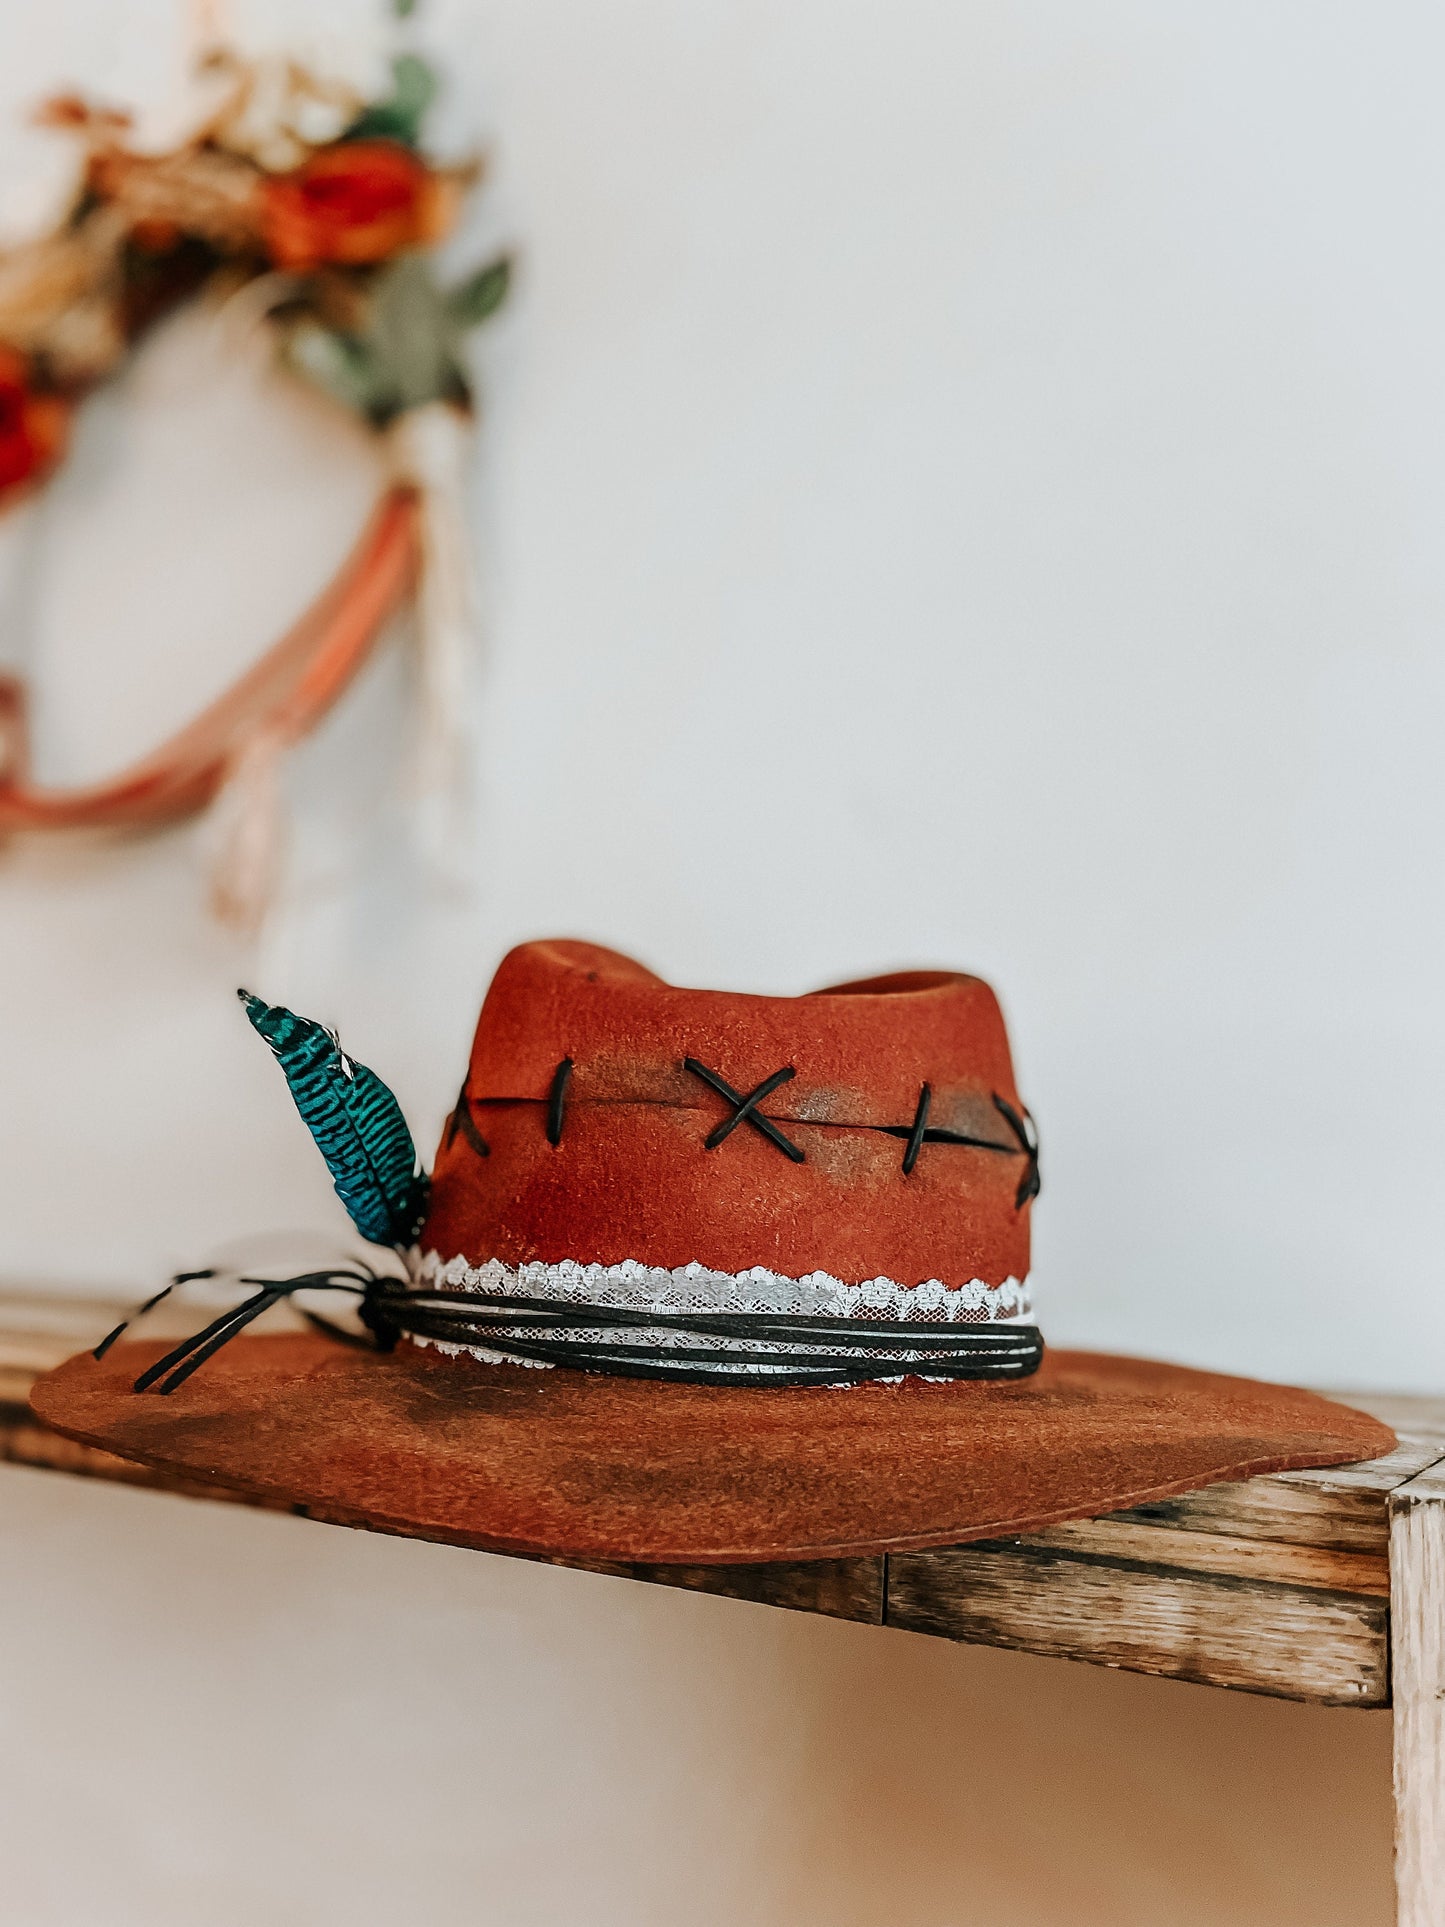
[[0, 2, 1438, 1921]]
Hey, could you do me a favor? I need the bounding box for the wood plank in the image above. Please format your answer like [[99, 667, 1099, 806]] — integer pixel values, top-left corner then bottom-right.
[[1393, 1461, 1445, 1505], [1391, 1463, 1445, 1925], [882, 1408, 1445, 1704], [1271, 1439, 1445, 1495], [1021, 1514, 1388, 1596], [886, 1539, 1390, 1705], [1111, 1478, 1391, 1555], [554, 1555, 884, 1624], [1103, 1442, 1443, 1559], [624, 1558, 883, 1622]]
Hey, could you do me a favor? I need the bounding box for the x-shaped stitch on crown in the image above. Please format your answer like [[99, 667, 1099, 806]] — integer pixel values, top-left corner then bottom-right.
[[682, 1059, 806, 1163]]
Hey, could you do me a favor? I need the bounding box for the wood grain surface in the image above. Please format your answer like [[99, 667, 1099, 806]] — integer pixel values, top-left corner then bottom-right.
[[1390, 1457, 1445, 1922], [886, 1538, 1389, 1703]]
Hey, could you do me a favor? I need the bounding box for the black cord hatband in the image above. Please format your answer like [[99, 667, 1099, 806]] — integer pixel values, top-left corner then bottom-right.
[[97, 1268, 1043, 1394]]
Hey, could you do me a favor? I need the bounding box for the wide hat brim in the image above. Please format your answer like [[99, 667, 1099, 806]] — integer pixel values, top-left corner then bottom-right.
[[30, 1336, 1394, 1563]]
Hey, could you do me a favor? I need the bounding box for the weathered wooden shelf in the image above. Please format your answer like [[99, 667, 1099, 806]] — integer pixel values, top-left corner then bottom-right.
[[2, 1290, 1442, 1924]]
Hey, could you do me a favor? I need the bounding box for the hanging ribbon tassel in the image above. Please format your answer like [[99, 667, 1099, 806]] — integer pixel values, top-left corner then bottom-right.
[[207, 722, 288, 934], [199, 400, 473, 933], [386, 401, 478, 881]]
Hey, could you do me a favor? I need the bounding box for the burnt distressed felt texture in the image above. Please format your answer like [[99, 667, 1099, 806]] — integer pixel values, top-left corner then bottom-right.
[[31, 1336, 1393, 1564]]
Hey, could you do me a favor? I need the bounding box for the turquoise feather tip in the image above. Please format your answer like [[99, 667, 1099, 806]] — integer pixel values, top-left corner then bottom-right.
[[239, 989, 428, 1249]]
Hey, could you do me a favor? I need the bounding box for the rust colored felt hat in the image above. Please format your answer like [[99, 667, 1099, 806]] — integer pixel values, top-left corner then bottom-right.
[[32, 939, 1393, 1564], [419, 937, 1040, 1334]]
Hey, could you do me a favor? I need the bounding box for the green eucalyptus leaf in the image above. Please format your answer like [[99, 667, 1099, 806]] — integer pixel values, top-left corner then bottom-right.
[[346, 53, 437, 147], [284, 323, 387, 417], [365, 252, 456, 413], [284, 255, 484, 425], [447, 257, 510, 328]]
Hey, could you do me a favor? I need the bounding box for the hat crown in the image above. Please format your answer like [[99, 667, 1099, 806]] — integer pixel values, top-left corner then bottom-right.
[[420, 940, 1034, 1293], [462, 939, 1020, 1134]]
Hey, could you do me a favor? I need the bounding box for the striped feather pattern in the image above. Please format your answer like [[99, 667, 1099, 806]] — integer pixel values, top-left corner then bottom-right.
[[240, 991, 428, 1249]]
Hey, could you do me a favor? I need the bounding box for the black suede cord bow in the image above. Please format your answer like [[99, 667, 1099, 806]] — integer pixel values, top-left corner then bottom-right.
[[95, 1269, 1043, 1394]]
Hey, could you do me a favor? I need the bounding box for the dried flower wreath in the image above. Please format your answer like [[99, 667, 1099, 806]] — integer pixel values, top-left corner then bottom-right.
[[0, 25, 509, 926]]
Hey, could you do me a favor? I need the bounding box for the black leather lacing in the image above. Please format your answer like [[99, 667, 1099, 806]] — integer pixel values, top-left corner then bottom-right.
[[443, 1079, 490, 1159], [991, 1095, 1041, 1209], [446, 1060, 1040, 1207], [682, 1059, 806, 1163], [901, 1082, 931, 1175], [546, 1058, 574, 1146]]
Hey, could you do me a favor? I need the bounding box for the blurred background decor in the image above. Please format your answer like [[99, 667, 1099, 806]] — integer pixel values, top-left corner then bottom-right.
[[0, 4, 508, 927]]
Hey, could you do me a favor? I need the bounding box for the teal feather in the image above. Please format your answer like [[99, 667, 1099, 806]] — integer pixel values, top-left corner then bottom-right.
[[239, 991, 428, 1249]]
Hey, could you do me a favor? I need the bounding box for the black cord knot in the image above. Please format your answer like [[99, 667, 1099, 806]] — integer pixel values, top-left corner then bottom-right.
[[359, 1279, 402, 1352]]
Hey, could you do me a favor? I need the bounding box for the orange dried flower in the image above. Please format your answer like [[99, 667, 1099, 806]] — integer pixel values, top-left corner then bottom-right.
[[259, 140, 452, 271], [0, 348, 68, 499]]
